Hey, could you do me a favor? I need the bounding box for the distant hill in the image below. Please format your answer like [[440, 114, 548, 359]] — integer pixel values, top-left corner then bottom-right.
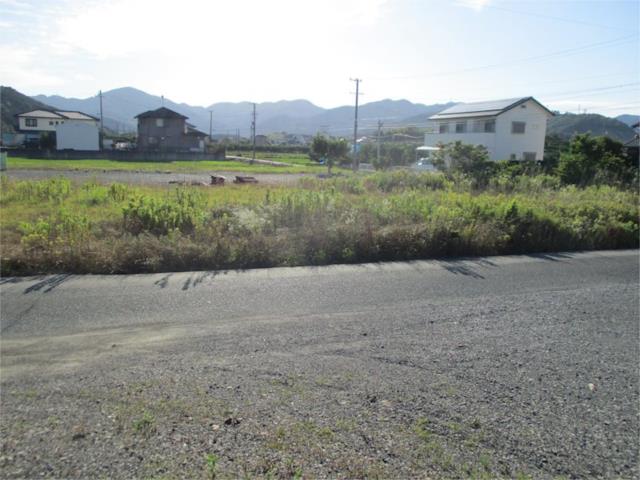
[[32, 87, 455, 136], [1, 86, 53, 133], [615, 114, 639, 127], [547, 113, 635, 143], [26, 87, 640, 141]]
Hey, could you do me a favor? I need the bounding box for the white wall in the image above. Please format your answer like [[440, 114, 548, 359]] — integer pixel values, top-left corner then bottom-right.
[[18, 116, 59, 132], [425, 128, 497, 158], [56, 122, 100, 151], [424, 99, 551, 161], [494, 99, 549, 161]]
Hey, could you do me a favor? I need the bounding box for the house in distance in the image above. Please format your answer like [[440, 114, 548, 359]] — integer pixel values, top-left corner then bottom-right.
[[135, 107, 208, 152], [17, 109, 100, 150], [424, 97, 554, 161]]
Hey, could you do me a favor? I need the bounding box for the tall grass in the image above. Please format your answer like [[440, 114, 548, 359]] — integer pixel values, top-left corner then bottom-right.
[[0, 174, 637, 275]]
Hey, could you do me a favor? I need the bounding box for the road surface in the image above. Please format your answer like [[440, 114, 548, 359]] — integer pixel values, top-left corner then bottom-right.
[[1, 251, 638, 478]]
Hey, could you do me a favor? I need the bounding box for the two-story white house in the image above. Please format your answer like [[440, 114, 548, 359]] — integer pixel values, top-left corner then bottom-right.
[[424, 97, 554, 161], [17, 110, 100, 150]]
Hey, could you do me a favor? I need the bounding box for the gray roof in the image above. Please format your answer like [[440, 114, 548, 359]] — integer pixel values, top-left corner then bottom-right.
[[135, 107, 188, 120], [430, 97, 553, 120], [17, 109, 98, 121]]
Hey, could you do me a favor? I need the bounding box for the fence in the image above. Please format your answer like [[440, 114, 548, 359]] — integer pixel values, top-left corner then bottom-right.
[[6, 148, 226, 162]]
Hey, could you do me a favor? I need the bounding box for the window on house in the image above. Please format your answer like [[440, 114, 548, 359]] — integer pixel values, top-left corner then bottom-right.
[[25, 118, 37, 127], [156, 118, 164, 127], [148, 136, 157, 144], [512, 121, 526, 134], [484, 120, 495, 133], [49, 121, 54, 125], [523, 152, 536, 161], [439, 123, 449, 134], [455, 121, 466, 133]]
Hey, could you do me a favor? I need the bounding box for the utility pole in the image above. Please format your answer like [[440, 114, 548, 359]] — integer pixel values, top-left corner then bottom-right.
[[376, 119, 383, 165], [0, 85, 3, 147], [99, 90, 104, 150], [209, 110, 213, 139], [350, 78, 362, 172], [251, 103, 256, 162]]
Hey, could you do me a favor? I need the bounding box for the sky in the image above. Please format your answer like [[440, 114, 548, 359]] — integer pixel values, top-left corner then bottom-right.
[[1, 0, 638, 116]]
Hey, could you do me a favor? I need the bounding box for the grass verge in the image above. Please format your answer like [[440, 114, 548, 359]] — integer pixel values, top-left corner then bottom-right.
[[1, 171, 637, 275]]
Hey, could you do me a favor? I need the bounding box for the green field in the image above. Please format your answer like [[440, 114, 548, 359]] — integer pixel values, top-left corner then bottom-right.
[[1, 171, 637, 275], [7, 156, 328, 174]]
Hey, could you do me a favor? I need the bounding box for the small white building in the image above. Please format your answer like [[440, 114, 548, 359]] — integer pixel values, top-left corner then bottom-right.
[[56, 122, 100, 151], [424, 97, 553, 161], [17, 109, 100, 150]]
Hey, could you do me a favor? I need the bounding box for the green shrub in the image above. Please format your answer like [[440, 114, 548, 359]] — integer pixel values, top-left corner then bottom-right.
[[123, 188, 206, 235], [13, 177, 72, 203]]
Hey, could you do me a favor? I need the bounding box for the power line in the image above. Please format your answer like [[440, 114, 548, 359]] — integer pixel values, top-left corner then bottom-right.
[[485, 4, 637, 33], [370, 35, 637, 81]]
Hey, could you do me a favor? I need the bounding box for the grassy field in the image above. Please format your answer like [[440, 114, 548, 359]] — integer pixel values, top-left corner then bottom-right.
[[7, 156, 328, 174], [1, 171, 637, 275]]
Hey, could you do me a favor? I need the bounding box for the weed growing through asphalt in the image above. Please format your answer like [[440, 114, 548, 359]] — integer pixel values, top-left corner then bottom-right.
[[205, 453, 218, 480], [132, 410, 155, 434]]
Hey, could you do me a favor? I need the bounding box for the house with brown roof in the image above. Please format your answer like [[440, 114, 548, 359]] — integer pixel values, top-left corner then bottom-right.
[[135, 107, 207, 152]]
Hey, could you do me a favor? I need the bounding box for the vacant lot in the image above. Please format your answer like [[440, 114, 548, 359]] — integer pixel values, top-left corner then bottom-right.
[[1, 251, 638, 478], [1, 171, 637, 275]]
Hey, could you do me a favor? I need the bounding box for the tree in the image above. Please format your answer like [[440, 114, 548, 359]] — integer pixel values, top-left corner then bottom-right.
[[309, 134, 348, 174], [557, 133, 633, 186], [431, 141, 494, 183], [543, 133, 569, 172]]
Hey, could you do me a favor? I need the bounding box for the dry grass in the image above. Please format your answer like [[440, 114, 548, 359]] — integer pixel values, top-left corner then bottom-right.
[[1, 172, 637, 275]]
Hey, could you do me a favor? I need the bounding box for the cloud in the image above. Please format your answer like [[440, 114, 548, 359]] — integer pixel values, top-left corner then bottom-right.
[[47, 0, 392, 59], [0, 45, 65, 90], [455, 0, 493, 11]]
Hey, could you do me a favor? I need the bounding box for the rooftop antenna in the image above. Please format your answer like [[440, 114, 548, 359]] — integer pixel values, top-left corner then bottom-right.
[[161, 95, 164, 107]]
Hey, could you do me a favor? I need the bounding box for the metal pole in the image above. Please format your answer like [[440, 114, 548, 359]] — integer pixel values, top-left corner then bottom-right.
[[0, 85, 3, 147], [99, 90, 104, 150], [377, 120, 383, 166], [251, 103, 256, 162], [350, 78, 362, 172], [209, 110, 213, 139]]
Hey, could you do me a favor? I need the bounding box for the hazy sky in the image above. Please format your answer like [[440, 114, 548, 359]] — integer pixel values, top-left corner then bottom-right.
[[1, 0, 638, 115]]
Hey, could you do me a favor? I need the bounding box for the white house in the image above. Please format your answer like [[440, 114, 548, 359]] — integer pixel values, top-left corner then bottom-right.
[[424, 97, 554, 161], [17, 110, 100, 150]]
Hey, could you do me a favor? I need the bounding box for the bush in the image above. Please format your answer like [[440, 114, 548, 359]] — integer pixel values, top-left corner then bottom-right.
[[123, 189, 206, 235], [12, 177, 72, 203]]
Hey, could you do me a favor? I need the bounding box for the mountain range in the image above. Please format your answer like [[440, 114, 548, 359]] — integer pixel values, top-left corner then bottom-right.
[[1, 86, 636, 143], [32, 87, 453, 137]]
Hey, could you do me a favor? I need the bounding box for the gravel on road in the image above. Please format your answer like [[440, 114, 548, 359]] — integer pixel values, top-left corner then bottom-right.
[[1, 251, 638, 479], [4, 168, 311, 186]]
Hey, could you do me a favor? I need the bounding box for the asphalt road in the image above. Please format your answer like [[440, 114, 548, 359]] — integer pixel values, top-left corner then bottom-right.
[[1, 250, 638, 478]]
